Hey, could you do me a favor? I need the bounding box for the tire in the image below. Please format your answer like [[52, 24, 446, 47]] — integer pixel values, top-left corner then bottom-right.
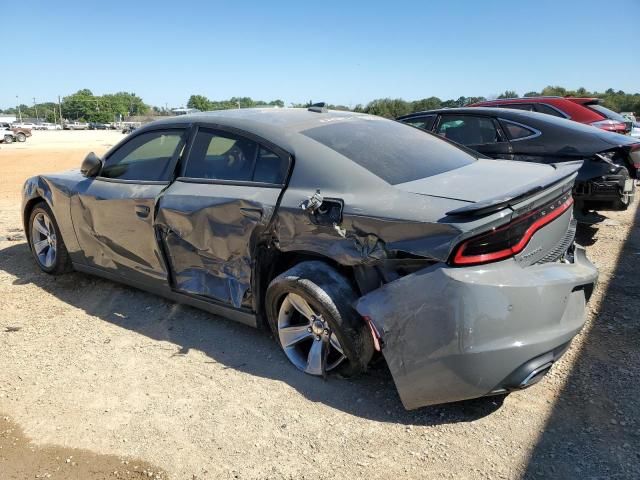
[[16, 132, 26, 142], [28, 202, 72, 275], [3, 135, 13, 144], [265, 261, 374, 377]]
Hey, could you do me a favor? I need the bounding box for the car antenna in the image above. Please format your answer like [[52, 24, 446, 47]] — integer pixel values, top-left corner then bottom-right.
[[308, 102, 328, 113]]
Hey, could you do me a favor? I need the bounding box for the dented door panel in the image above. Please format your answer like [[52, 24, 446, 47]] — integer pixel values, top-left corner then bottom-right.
[[156, 181, 281, 308], [70, 179, 169, 287]]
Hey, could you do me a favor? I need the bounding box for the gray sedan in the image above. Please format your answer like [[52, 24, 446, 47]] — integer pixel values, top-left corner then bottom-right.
[[22, 108, 597, 409]]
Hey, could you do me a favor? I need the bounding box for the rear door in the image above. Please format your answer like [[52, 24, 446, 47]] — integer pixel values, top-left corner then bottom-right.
[[435, 114, 514, 159], [156, 125, 291, 309], [71, 128, 187, 289]]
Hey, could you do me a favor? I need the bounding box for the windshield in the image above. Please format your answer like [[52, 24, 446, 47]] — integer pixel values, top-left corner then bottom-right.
[[589, 104, 627, 122], [301, 117, 476, 185]]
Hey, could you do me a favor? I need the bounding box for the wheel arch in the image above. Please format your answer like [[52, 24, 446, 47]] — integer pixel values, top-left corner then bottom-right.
[[252, 245, 358, 329]]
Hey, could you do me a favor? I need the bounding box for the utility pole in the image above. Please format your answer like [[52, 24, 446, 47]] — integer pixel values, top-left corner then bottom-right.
[[33, 97, 39, 121], [58, 95, 63, 128], [16, 95, 22, 123]]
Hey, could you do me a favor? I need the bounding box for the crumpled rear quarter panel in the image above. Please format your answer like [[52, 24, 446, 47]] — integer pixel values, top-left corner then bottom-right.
[[356, 247, 598, 409]]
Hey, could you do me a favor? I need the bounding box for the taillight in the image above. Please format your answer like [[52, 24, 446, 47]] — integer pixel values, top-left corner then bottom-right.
[[630, 144, 640, 171], [591, 119, 626, 132], [451, 193, 573, 266]]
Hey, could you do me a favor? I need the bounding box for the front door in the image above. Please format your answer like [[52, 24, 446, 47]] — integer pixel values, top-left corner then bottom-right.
[[157, 126, 290, 309], [71, 128, 187, 288]]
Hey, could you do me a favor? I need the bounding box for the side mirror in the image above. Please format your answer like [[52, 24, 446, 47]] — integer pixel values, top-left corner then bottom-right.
[[81, 152, 102, 177]]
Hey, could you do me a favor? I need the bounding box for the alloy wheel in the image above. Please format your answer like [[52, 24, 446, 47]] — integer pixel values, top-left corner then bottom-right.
[[277, 293, 346, 375], [31, 211, 57, 268]]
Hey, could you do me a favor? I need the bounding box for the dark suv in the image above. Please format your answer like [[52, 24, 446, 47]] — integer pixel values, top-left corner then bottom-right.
[[471, 97, 630, 135]]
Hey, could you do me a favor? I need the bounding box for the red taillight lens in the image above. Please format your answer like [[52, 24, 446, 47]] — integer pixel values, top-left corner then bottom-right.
[[451, 193, 574, 266], [591, 119, 625, 131]]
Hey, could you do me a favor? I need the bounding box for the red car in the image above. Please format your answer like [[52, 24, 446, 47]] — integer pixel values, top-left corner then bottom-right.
[[471, 97, 630, 134]]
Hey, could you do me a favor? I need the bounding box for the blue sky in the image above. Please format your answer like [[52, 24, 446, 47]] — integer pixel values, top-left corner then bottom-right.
[[2, 0, 639, 109]]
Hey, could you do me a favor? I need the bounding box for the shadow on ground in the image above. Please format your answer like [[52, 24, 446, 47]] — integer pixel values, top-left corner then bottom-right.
[[523, 206, 640, 479], [0, 241, 503, 427]]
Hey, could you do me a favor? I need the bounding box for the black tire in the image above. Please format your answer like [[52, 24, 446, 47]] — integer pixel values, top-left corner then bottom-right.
[[28, 202, 72, 275], [611, 168, 635, 211], [16, 132, 26, 142], [3, 135, 13, 144], [265, 261, 374, 377]]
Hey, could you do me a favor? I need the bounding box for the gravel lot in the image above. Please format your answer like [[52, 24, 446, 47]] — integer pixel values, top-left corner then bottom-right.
[[0, 131, 638, 479]]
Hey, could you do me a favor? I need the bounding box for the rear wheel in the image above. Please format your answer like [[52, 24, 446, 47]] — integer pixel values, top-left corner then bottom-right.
[[265, 261, 374, 377], [28, 202, 72, 274], [16, 132, 26, 142]]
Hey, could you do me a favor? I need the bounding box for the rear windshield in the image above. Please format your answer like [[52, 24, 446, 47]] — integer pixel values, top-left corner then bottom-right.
[[589, 104, 627, 122], [301, 117, 475, 185]]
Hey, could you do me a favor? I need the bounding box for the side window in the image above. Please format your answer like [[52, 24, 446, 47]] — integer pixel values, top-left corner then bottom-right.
[[535, 103, 567, 118], [436, 115, 502, 145], [101, 130, 184, 181], [185, 129, 288, 184], [500, 120, 537, 140], [401, 115, 435, 131], [500, 103, 535, 112]]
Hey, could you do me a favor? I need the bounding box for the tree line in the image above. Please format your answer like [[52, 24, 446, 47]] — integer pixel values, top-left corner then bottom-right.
[[2, 86, 639, 123], [0, 89, 151, 123]]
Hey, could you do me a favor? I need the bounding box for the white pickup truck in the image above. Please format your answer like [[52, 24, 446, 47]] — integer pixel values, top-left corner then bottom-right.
[[64, 121, 89, 130], [1, 125, 15, 143]]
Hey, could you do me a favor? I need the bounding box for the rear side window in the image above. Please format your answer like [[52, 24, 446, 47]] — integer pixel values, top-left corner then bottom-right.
[[500, 103, 535, 112], [301, 118, 475, 185], [535, 103, 567, 118], [501, 120, 537, 140], [436, 115, 502, 145], [184, 129, 288, 184], [401, 115, 436, 131], [101, 130, 184, 181]]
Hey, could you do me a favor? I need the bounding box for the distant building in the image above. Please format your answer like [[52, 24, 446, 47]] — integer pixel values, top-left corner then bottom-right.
[[172, 107, 200, 115], [0, 115, 17, 124]]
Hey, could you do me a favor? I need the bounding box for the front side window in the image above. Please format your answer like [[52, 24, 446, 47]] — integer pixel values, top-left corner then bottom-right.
[[436, 115, 502, 145], [184, 129, 288, 184], [101, 130, 184, 181]]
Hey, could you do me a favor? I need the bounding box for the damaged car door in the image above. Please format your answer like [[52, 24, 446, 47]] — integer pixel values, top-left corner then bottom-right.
[[156, 126, 290, 309], [71, 128, 187, 287]]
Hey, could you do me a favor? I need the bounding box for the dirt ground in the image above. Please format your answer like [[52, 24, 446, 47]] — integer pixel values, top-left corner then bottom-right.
[[0, 131, 638, 479]]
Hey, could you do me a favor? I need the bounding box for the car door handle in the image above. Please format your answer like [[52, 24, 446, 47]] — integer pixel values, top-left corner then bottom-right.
[[135, 205, 150, 218]]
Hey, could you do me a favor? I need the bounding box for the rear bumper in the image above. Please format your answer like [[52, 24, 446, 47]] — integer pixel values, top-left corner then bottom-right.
[[356, 246, 598, 410], [575, 173, 634, 205]]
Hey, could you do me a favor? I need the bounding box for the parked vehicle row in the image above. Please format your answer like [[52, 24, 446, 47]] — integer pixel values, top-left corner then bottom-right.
[[23, 107, 598, 410], [472, 96, 632, 135], [397, 108, 640, 216]]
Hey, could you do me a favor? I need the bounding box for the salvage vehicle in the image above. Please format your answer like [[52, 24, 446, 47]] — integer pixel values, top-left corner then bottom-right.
[[397, 108, 640, 213], [472, 97, 631, 135], [1, 122, 31, 142], [22, 108, 598, 409]]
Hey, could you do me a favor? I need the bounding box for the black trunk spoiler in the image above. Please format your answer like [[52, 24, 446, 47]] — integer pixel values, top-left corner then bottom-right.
[[446, 160, 583, 217]]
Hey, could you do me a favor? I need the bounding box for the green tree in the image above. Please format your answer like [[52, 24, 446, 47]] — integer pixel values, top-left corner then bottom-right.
[[497, 90, 519, 99]]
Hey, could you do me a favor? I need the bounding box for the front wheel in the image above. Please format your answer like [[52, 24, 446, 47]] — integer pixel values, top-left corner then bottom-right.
[[3, 135, 13, 144], [16, 132, 26, 142], [28, 202, 72, 274], [265, 261, 374, 377]]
